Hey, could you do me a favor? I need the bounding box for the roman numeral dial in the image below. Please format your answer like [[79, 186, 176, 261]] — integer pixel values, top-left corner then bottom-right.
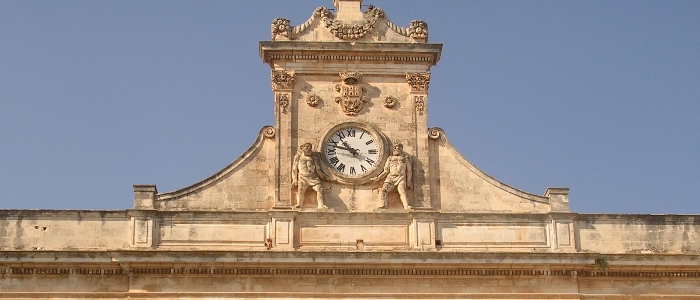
[[321, 123, 384, 181]]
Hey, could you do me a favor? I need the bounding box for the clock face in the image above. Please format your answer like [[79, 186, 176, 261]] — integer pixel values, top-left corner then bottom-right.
[[322, 124, 383, 179]]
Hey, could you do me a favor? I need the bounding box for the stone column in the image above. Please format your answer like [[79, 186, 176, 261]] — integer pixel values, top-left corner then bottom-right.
[[406, 73, 432, 209]]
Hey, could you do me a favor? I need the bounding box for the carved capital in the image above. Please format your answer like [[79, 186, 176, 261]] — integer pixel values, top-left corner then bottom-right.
[[271, 71, 295, 91], [406, 73, 430, 92]]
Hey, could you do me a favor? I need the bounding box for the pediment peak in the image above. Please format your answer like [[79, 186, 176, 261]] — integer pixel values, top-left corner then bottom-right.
[[270, 2, 428, 43]]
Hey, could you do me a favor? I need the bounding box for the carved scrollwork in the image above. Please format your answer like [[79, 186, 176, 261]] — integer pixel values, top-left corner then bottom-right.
[[271, 18, 292, 40], [383, 96, 397, 108], [263, 126, 276, 138], [271, 71, 294, 91], [409, 20, 428, 41], [406, 73, 430, 92], [428, 127, 442, 140], [306, 94, 320, 107], [414, 96, 425, 115]]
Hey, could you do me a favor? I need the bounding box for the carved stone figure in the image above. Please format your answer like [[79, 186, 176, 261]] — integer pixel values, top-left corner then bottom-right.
[[292, 143, 328, 209], [371, 143, 412, 209]]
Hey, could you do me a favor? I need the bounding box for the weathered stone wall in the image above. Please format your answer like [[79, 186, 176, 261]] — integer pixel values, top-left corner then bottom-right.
[[4, 209, 699, 255], [0, 210, 129, 251], [577, 214, 700, 254]]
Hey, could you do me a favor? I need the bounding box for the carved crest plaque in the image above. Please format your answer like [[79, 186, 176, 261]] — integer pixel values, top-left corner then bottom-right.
[[334, 71, 367, 116]]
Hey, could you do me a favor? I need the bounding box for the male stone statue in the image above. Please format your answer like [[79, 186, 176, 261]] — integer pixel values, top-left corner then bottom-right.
[[291, 143, 329, 209], [371, 142, 412, 209]]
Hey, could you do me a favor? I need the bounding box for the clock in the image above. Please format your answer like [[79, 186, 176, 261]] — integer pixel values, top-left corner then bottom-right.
[[320, 122, 387, 183]]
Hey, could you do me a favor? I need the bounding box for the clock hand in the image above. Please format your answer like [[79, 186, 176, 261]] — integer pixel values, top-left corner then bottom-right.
[[334, 145, 359, 156], [341, 141, 359, 157]]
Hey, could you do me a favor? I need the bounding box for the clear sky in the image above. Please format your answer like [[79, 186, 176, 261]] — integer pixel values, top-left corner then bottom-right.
[[1, 1, 698, 213]]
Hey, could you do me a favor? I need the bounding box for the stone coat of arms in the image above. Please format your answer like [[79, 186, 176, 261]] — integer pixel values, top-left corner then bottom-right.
[[335, 71, 367, 116]]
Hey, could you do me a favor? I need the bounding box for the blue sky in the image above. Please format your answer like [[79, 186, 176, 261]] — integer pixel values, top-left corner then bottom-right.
[[1, 1, 698, 213]]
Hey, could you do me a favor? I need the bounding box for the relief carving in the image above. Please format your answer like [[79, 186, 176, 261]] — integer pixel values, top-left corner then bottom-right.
[[306, 94, 320, 107], [271, 71, 294, 91], [414, 96, 425, 115], [406, 73, 430, 92], [263, 126, 276, 138], [371, 143, 412, 210], [409, 20, 428, 41], [319, 6, 384, 40], [271, 18, 292, 40], [292, 143, 329, 209], [278, 94, 290, 113], [383, 96, 397, 108], [271, 6, 429, 43], [335, 71, 367, 116], [428, 127, 442, 140]]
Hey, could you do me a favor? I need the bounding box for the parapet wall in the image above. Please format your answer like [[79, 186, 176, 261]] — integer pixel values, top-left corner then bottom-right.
[[2, 210, 699, 254]]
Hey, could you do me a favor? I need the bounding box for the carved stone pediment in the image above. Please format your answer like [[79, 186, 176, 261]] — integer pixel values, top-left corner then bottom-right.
[[270, 5, 428, 43]]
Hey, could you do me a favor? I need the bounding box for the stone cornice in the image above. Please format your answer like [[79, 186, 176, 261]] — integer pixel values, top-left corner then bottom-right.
[[259, 41, 442, 66], [2, 250, 699, 266]]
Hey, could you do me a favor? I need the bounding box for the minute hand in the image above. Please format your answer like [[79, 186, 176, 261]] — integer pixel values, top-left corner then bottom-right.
[[334, 145, 359, 157]]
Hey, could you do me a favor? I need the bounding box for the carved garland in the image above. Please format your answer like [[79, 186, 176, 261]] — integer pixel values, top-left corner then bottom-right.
[[318, 7, 384, 40], [271, 6, 428, 42]]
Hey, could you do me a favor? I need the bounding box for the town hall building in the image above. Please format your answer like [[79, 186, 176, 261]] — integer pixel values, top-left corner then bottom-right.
[[1, 1, 699, 299]]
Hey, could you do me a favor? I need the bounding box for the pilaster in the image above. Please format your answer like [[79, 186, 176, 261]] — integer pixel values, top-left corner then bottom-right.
[[269, 209, 297, 250], [271, 70, 295, 207], [407, 72, 432, 209]]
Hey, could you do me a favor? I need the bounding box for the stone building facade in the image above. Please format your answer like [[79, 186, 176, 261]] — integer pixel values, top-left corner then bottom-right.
[[1, 1, 699, 299]]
